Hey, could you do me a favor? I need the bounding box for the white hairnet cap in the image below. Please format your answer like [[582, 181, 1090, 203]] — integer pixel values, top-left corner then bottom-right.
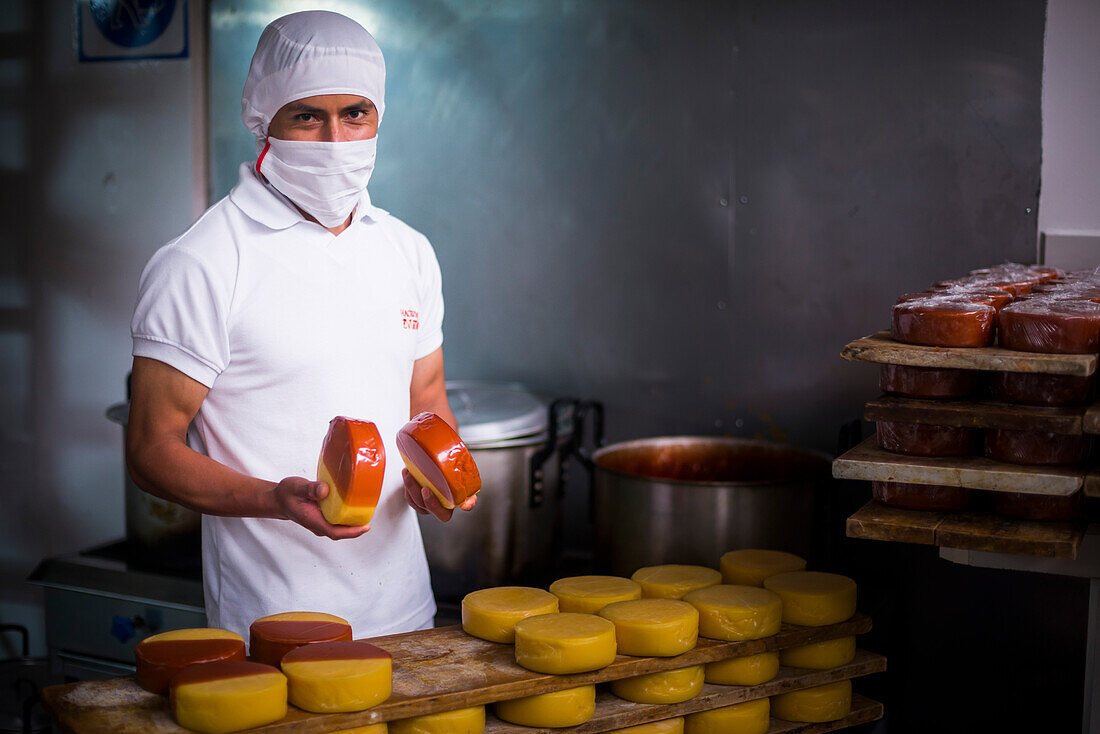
[[241, 10, 386, 139]]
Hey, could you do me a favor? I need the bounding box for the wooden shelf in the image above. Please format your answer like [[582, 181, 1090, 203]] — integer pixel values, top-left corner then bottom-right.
[[864, 394, 1095, 435], [846, 500, 1087, 559], [41, 621, 879, 733], [833, 436, 1085, 497], [841, 331, 1097, 376]]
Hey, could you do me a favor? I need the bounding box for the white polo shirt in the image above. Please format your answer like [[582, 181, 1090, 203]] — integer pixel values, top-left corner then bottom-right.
[[131, 162, 441, 639]]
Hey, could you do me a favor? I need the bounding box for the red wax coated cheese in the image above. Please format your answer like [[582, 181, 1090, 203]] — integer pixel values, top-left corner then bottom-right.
[[879, 364, 976, 399], [135, 629, 246, 695], [877, 421, 977, 457], [992, 490, 1085, 522], [317, 417, 385, 526], [872, 481, 970, 511], [997, 300, 1100, 354], [397, 412, 481, 510], [891, 298, 996, 347], [988, 371, 1095, 407], [984, 429, 1092, 467], [249, 612, 353, 667]]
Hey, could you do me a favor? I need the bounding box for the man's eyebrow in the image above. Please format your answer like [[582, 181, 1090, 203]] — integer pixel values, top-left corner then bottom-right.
[[284, 101, 323, 114], [342, 99, 375, 113]]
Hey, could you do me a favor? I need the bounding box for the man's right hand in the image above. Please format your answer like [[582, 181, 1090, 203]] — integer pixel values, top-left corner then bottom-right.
[[272, 476, 370, 540]]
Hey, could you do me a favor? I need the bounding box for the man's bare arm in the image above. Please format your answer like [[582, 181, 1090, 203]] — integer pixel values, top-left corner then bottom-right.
[[125, 356, 368, 540]]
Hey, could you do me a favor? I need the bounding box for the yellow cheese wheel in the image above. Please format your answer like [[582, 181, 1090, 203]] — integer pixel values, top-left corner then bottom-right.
[[461, 587, 559, 643], [388, 706, 485, 734], [549, 575, 643, 613], [631, 565, 722, 599], [280, 640, 391, 714], [704, 651, 779, 686], [684, 697, 770, 734], [598, 599, 699, 656], [513, 613, 617, 674], [779, 636, 856, 669], [610, 665, 704, 704], [772, 680, 851, 722], [763, 572, 857, 626], [494, 685, 596, 728], [335, 726, 388, 734], [719, 549, 806, 587], [170, 661, 287, 734], [609, 717, 684, 734], [682, 585, 782, 641]]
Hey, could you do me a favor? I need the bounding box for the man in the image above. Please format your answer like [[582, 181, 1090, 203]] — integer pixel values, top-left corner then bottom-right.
[[126, 10, 474, 639]]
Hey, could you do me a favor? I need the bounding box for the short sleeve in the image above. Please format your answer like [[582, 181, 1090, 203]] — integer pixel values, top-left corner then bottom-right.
[[414, 234, 444, 360], [131, 244, 233, 387]]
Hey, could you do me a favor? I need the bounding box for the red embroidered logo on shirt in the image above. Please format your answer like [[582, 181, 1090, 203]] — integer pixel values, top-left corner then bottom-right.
[[401, 309, 419, 330]]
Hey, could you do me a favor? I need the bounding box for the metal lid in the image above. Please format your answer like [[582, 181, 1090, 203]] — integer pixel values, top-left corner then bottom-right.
[[446, 381, 549, 445]]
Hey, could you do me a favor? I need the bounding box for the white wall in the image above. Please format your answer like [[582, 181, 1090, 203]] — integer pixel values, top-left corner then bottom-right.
[[0, 0, 202, 657]]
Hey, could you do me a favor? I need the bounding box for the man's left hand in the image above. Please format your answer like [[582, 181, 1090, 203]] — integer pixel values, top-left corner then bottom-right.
[[403, 469, 478, 522]]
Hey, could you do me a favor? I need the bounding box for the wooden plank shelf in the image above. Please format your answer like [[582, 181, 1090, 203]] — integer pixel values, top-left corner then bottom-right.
[[840, 331, 1097, 377], [864, 394, 1093, 435], [833, 436, 1085, 497], [846, 500, 1087, 559], [41, 621, 877, 734]]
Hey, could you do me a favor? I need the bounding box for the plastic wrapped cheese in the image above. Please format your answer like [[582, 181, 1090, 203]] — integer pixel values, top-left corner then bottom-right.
[[872, 481, 970, 511], [704, 651, 779, 686], [876, 420, 977, 457], [597, 599, 699, 656], [513, 613, 617, 674], [609, 717, 684, 734], [135, 628, 246, 695], [891, 297, 996, 347], [989, 371, 1095, 407], [280, 640, 391, 714], [388, 706, 485, 734], [169, 661, 287, 734], [610, 665, 704, 704], [494, 685, 595, 728], [461, 587, 559, 643], [317, 416, 386, 526], [779, 636, 856, 669], [397, 412, 481, 510], [719, 549, 806, 587], [879, 363, 977, 399], [771, 680, 851, 723], [998, 299, 1100, 353], [549, 575, 643, 614], [763, 572, 857, 627], [992, 490, 1085, 521], [984, 428, 1091, 466], [684, 698, 770, 734], [682, 585, 782, 641], [631, 565, 722, 599], [249, 612, 352, 667]]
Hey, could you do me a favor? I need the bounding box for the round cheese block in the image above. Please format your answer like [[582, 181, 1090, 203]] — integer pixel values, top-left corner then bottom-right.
[[879, 363, 976, 399], [493, 685, 596, 728], [549, 575, 643, 614], [169, 661, 287, 734], [719, 549, 806, 587], [891, 297, 996, 347], [876, 420, 977, 457], [989, 371, 1095, 407], [872, 481, 970, 512], [135, 628, 246, 695], [397, 412, 481, 509], [992, 490, 1085, 522], [609, 717, 685, 734], [683, 585, 782, 641], [771, 680, 852, 723], [763, 572, 857, 627], [779, 636, 856, 669], [984, 428, 1091, 467], [280, 640, 391, 714], [317, 416, 386, 526], [683, 698, 770, 734], [388, 706, 485, 734], [335, 726, 388, 734], [249, 612, 352, 667], [704, 651, 779, 686], [513, 613, 617, 674], [631, 565, 722, 600], [998, 300, 1100, 354], [461, 587, 559, 643], [598, 599, 699, 656], [610, 665, 704, 704]]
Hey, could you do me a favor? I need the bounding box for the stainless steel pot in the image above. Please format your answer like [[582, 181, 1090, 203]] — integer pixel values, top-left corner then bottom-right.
[[592, 436, 831, 576]]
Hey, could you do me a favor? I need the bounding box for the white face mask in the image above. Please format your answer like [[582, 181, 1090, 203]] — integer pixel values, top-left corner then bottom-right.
[[257, 136, 377, 228]]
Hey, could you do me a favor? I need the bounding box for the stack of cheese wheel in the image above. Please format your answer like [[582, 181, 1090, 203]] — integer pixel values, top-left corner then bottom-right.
[[599, 599, 701, 704], [631, 564, 721, 600], [461, 586, 559, 643], [169, 660, 288, 733], [683, 584, 782, 687], [249, 611, 353, 667], [280, 640, 392, 713], [134, 628, 246, 695], [549, 575, 643, 613], [389, 705, 486, 734]]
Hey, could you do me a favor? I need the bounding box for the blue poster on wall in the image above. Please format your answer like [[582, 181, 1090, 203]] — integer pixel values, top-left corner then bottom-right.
[[78, 0, 189, 61]]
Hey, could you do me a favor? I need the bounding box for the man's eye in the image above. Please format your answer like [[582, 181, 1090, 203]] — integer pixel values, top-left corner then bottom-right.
[[347, 110, 365, 119], [296, 113, 316, 122]]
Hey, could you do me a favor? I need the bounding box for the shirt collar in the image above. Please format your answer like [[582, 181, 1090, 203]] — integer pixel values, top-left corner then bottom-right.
[[228, 162, 384, 231]]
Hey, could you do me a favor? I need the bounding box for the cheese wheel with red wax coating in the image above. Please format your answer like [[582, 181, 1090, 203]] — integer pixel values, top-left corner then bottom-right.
[[397, 412, 481, 510], [249, 611, 352, 667], [135, 628, 246, 695], [317, 416, 386, 526]]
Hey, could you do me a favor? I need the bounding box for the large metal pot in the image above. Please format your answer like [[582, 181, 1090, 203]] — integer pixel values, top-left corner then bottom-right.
[[592, 436, 831, 576]]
